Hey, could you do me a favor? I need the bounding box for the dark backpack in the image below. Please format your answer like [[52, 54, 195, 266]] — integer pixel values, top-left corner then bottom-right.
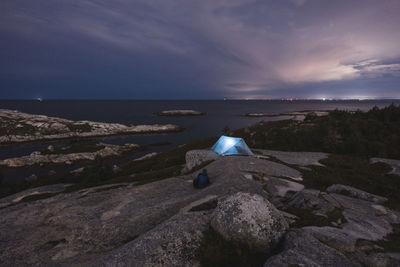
[[193, 169, 210, 189]]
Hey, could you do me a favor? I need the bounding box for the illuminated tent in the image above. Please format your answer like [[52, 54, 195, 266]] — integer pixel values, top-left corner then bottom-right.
[[211, 135, 253, 156]]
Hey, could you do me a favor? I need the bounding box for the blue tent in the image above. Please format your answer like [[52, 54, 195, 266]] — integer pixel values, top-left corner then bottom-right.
[[211, 135, 253, 156]]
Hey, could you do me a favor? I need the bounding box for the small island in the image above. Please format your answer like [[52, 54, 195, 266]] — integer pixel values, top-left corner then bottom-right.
[[0, 142, 141, 168], [156, 109, 205, 116], [245, 110, 329, 117]]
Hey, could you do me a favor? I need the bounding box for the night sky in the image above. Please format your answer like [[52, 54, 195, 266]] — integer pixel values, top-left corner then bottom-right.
[[1, 0, 400, 99]]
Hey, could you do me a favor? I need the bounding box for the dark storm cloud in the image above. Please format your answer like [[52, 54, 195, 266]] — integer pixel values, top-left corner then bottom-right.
[[0, 0, 399, 99]]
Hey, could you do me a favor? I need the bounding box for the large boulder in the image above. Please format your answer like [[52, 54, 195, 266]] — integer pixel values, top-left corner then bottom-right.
[[211, 192, 288, 252]]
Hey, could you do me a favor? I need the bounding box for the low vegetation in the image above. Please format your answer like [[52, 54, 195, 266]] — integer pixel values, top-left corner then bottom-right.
[[375, 224, 400, 252], [263, 151, 399, 209], [0, 137, 217, 198], [300, 154, 400, 209], [0, 120, 37, 136], [108, 137, 217, 185], [284, 207, 346, 228], [66, 123, 92, 133], [233, 104, 400, 159]]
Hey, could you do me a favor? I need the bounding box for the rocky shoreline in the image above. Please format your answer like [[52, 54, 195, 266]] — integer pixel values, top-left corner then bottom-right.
[[0, 109, 183, 144], [0, 143, 140, 168], [1, 149, 399, 266], [1, 106, 400, 266]]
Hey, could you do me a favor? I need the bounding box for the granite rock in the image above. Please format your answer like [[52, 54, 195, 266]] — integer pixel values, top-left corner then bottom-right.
[[264, 229, 356, 267], [211, 192, 288, 252], [327, 184, 387, 204]]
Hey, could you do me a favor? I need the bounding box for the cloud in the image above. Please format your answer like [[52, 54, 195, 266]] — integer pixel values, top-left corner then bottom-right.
[[350, 59, 400, 78], [291, 0, 307, 6], [0, 0, 400, 99]]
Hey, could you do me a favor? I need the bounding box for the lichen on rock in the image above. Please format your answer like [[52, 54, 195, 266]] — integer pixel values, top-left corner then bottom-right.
[[211, 192, 288, 252]]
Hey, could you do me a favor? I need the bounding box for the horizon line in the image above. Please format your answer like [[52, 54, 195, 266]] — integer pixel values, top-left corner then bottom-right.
[[1, 98, 400, 101]]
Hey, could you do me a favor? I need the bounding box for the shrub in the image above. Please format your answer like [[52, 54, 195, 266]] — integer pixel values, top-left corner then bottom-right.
[[233, 104, 400, 159]]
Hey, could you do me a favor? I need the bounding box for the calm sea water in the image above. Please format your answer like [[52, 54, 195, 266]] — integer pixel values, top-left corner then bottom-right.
[[1, 100, 399, 160]]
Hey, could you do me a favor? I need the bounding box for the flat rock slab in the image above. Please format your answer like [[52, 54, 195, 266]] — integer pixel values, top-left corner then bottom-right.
[[0, 183, 73, 209], [286, 189, 338, 215], [327, 184, 387, 204], [0, 156, 272, 266], [183, 150, 303, 181], [285, 186, 400, 245], [94, 211, 211, 267], [263, 177, 304, 198], [329, 193, 399, 241], [370, 157, 400, 176], [227, 156, 303, 181], [304, 226, 358, 253], [264, 229, 356, 267], [255, 149, 329, 167]]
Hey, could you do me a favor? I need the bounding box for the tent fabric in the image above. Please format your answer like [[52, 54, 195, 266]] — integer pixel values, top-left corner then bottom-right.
[[211, 135, 253, 156]]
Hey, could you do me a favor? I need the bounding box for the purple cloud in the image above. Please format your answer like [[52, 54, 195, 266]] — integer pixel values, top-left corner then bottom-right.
[[0, 0, 399, 99]]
